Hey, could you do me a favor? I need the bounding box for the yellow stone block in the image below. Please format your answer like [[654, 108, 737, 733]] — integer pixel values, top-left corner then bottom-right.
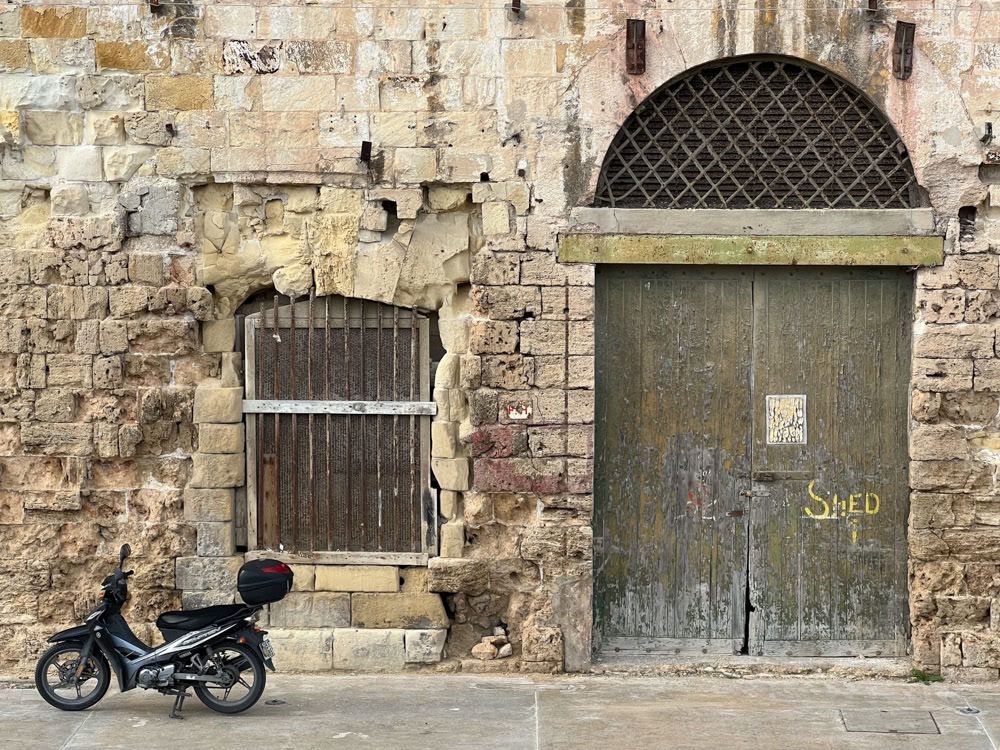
[[146, 75, 214, 111], [314, 565, 399, 593]]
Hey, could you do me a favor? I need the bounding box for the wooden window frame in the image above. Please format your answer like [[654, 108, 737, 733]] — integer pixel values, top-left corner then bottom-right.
[[243, 300, 435, 566]]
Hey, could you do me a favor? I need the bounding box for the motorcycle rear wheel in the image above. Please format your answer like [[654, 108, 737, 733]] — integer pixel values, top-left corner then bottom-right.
[[34, 642, 111, 711], [193, 642, 266, 714]]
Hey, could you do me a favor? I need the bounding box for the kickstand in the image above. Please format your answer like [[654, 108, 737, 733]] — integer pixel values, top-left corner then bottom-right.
[[168, 689, 188, 720]]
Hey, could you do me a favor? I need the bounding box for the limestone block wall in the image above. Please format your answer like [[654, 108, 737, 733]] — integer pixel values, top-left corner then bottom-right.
[[0, 0, 998, 678]]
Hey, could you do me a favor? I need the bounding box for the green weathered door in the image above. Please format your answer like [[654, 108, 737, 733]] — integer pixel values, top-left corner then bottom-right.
[[746, 268, 912, 656], [594, 267, 753, 655], [594, 266, 911, 657]]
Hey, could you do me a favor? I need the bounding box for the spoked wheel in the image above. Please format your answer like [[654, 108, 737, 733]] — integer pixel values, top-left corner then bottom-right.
[[193, 642, 266, 714], [35, 643, 111, 711]]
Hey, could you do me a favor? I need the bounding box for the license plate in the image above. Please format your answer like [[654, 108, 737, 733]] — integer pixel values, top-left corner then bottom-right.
[[261, 638, 274, 659]]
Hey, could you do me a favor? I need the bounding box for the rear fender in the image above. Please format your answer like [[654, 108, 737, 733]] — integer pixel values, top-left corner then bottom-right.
[[233, 627, 275, 671]]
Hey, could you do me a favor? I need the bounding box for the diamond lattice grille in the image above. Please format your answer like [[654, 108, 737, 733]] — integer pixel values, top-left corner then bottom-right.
[[595, 57, 919, 209]]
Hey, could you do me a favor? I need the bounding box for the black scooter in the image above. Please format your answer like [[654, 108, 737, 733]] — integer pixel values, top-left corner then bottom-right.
[[34, 544, 293, 718]]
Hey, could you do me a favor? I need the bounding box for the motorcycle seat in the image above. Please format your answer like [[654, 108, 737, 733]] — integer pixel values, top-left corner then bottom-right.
[[156, 604, 248, 633]]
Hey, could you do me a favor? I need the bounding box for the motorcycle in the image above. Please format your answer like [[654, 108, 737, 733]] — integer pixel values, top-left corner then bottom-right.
[[34, 543, 293, 718]]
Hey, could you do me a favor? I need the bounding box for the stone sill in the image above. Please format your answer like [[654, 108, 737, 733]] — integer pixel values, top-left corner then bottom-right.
[[245, 549, 429, 567]]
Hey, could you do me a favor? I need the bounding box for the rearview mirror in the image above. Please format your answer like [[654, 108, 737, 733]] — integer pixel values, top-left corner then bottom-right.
[[119, 544, 131, 564]]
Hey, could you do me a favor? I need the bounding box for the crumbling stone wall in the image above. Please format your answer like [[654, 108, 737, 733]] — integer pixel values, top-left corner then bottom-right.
[[0, 1, 998, 678]]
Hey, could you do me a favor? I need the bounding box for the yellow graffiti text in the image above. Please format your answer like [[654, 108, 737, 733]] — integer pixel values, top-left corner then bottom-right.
[[802, 481, 880, 544]]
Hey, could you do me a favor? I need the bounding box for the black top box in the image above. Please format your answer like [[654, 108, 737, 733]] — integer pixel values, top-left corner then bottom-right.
[[238, 559, 294, 605]]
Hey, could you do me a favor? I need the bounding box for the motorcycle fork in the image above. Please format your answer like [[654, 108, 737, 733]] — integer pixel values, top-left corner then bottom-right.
[[74, 635, 96, 680]]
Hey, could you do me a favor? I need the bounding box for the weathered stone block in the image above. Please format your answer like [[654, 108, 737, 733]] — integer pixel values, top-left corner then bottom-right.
[[198, 423, 245, 454], [290, 565, 315, 592], [267, 628, 334, 671], [145, 75, 214, 111], [175, 556, 242, 592], [439, 490, 460, 521], [404, 629, 447, 663], [202, 319, 236, 353], [183, 488, 234, 522], [914, 358, 973, 392], [394, 148, 437, 183], [482, 201, 512, 235], [439, 520, 465, 558], [469, 321, 517, 354], [350, 593, 448, 629], [23, 489, 81, 511], [269, 592, 351, 628], [21, 7, 87, 38], [333, 628, 406, 672], [314, 565, 399, 593], [427, 557, 488, 595], [913, 324, 996, 359], [431, 458, 471, 491], [45, 354, 93, 387], [196, 522, 236, 557], [520, 320, 566, 355], [193, 387, 243, 424], [431, 421, 460, 459], [190, 452, 245, 488], [54, 146, 102, 181], [24, 111, 82, 145], [911, 424, 970, 461]]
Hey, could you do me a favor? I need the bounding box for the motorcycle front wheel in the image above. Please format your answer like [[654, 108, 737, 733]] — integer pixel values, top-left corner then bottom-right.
[[35, 642, 111, 711], [193, 642, 266, 714]]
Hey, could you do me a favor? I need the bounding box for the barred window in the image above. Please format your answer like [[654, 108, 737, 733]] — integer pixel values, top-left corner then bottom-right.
[[244, 295, 434, 562]]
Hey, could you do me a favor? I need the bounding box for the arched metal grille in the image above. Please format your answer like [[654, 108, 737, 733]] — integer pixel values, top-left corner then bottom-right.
[[595, 57, 920, 209]]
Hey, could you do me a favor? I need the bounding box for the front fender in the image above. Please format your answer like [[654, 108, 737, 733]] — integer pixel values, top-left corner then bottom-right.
[[47, 624, 90, 643]]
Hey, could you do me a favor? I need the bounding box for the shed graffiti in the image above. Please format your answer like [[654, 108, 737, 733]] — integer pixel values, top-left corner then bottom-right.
[[802, 480, 880, 544]]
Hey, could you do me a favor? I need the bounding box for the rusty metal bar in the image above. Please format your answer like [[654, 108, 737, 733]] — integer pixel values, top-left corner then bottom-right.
[[324, 296, 332, 551], [271, 295, 280, 548], [360, 298, 368, 549], [343, 296, 352, 551], [392, 305, 400, 553], [410, 310, 417, 551], [307, 290, 315, 552], [290, 296, 298, 549], [376, 303, 383, 551]]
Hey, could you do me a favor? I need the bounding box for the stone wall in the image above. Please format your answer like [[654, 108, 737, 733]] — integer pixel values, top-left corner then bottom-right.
[[0, 0, 998, 677]]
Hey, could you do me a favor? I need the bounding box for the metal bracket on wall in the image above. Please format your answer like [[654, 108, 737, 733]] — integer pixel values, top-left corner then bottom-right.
[[626, 19, 646, 75], [893, 22, 916, 80]]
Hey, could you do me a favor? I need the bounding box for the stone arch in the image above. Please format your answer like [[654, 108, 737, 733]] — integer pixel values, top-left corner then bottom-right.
[[593, 54, 924, 210]]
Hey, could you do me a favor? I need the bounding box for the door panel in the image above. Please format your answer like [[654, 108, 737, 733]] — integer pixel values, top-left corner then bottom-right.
[[747, 268, 911, 656], [594, 264, 911, 658], [594, 267, 752, 655]]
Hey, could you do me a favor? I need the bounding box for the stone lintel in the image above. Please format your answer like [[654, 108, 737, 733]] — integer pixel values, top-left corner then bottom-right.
[[558, 234, 944, 267], [568, 207, 938, 236]]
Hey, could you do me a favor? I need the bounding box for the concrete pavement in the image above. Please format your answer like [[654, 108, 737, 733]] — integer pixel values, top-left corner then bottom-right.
[[5, 672, 1000, 750]]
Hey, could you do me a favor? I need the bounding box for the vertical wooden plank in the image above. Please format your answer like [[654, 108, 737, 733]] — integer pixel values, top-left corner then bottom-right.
[[343, 296, 353, 551], [271, 296, 281, 548], [261, 454, 279, 548], [289, 297, 299, 549]]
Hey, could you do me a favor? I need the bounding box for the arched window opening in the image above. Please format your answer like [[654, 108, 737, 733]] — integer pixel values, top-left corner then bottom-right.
[[595, 56, 922, 210]]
